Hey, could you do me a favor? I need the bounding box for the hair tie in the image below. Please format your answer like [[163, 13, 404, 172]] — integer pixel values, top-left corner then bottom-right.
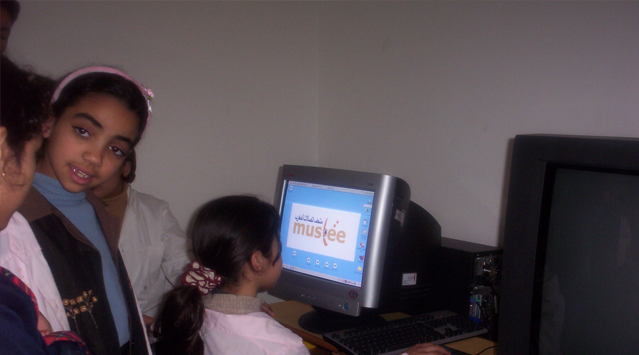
[[51, 66, 153, 128], [180, 260, 223, 295]]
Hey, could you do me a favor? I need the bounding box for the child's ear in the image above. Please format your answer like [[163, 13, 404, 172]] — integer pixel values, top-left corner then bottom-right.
[[0, 127, 7, 172], [250, 251, 265, 275], [41, 116, 56, 138], [121, 160, 132, 178], [0, 127, 7, 145]]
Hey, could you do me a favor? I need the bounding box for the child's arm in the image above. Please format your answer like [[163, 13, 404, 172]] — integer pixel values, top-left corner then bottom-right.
[[37, 311, 52, 336], [142, 315, 155, 330], [160, 202, 191, 287], [261, 302, 275, 317], [401, 343, 451, 355]]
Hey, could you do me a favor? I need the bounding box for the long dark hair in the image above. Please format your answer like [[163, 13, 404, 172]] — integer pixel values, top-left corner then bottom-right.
[[152, 286, 204, 355], [192, 195, 281, 284], [152, 195, 281, 355]]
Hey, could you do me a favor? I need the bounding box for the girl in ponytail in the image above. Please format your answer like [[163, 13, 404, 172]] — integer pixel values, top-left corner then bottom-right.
[[152, 195, 309, 355]]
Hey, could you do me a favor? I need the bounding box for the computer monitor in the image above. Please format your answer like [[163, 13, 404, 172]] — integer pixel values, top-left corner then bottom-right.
[[270, 165, 442, 333], [499, 134, 639, 354]]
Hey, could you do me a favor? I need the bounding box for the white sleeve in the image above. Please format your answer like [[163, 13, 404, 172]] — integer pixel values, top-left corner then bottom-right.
[[0, 213, 70, 332], [159, 202, 192, 288], [284, 344, 311, 355]]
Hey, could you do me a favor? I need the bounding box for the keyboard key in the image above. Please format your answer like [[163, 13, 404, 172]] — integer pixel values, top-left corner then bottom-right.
[[323, 310, 487, 355]]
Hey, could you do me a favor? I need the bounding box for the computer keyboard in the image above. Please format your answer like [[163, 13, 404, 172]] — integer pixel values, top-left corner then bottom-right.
[[323, 310, 487, 355]]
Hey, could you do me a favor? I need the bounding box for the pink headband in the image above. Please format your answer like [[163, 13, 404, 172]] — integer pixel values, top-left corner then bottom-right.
[[52, 66, 154, 126]]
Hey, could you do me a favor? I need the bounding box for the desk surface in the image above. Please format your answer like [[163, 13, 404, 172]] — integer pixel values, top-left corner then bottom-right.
[[271, 300, 497, 355]]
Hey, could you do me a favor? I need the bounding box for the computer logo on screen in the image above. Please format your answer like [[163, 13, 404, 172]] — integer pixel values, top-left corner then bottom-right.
[[287, 203, 360, 261]]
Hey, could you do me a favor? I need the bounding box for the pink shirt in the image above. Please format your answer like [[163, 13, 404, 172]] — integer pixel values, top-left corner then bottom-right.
[[202, 308, 309, 355]]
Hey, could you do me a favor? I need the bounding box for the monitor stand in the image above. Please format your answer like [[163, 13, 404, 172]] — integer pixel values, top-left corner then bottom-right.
[[298, 307, 386, 335]]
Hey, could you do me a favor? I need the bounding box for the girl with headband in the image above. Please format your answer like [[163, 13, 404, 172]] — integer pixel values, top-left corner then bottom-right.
[[13, 66, 154, 355]]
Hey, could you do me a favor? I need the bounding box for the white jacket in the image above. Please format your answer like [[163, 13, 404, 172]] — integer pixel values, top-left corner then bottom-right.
[[1, 210, 154, 354], [119, 185, 191, 318], [0, 212, 69, 331]]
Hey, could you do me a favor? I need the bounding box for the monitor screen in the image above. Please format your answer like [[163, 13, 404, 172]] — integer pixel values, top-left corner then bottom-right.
[[279, 181, 374, 288], [499, 134, 639, 354], [539, 166, 639, 354], [270, 165, 441, 333]]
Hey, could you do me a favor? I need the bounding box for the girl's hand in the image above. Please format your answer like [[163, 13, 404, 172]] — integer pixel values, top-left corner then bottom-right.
[[261, 302, 275, 317], [37, 311, 52, 337], [143, 315, 155, 332], [401, 343, 451, 355]]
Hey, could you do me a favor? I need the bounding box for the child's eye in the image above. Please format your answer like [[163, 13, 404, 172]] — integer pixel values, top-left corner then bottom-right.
[[110, 146, 126, 157], [73, 126, 89, 138]]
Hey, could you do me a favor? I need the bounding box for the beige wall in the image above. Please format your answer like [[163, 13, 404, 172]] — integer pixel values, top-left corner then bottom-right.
[[9, 1, 639, 250], [316, 1, 639, 247]]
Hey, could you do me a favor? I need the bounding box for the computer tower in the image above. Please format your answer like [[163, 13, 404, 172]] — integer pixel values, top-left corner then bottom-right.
[[389, 201, 442, 315], [434, 237, 502, 340]]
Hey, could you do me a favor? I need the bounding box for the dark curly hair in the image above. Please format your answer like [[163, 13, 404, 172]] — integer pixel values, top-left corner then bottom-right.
[[1, 0, 20, 22], [1, 56, 53, 167]]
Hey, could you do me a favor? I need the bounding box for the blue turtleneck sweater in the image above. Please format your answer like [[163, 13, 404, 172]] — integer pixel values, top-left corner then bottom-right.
[[32, 173, 130, 346]]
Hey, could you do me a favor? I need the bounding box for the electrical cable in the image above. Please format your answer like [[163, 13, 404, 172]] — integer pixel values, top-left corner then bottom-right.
[[474, 345, 497, 355]]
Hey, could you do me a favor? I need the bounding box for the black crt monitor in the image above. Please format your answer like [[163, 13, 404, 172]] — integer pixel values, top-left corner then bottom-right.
[[499, 134, 639, 354], [270, 165, 441, 333]]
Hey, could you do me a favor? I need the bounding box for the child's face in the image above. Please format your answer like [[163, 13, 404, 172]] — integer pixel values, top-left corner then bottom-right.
[[91, 160, 130, 199], [1, 7, 14, 55], [0, 134, 43, 229], [38, 94, 139, 193]]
